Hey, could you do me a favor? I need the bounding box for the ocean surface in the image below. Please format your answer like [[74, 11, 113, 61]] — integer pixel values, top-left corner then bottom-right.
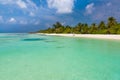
[[0, 33, 120, 80]]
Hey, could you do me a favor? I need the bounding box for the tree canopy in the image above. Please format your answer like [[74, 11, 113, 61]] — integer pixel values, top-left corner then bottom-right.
[[38, 17, 120, 34]]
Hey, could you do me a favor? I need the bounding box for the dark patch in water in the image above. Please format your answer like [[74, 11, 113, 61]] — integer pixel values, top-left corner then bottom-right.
[[56, 46, 64, 48], [23, 38, 46, 41], [45, 40, 57, 43]]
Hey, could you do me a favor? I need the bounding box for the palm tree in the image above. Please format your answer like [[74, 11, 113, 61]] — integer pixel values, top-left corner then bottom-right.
[[98, 21, 106, 30], [89, 23, 97, 34], [74, 23, 83, 33], [81, 23, 89, 34], [53, 22, 63, 29], [107, 17, 117, 28]]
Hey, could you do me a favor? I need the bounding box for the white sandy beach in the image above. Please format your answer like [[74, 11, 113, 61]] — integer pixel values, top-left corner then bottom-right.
[[39, 33, 120, 40]]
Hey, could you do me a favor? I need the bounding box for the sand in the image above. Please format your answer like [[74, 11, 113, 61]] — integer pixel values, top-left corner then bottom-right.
[[38, 33, 120, 40]]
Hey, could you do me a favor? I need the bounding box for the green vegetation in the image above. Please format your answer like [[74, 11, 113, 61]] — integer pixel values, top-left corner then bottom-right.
[[38, 17, 120, 34]]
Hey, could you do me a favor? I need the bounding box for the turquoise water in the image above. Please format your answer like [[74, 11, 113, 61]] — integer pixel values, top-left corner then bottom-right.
[[0, 33, 120, 80]]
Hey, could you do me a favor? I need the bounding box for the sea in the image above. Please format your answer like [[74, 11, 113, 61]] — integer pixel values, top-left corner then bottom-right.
[[0, 33, 120, 80]]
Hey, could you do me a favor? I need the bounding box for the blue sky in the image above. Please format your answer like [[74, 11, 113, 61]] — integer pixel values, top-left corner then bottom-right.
[[0, 0, 120, 32]]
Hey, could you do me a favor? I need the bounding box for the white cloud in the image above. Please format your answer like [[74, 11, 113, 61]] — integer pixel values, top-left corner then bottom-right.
[[19, 20, 28, 25], [34, 21, 40, 25], [107, 2, 112, 6], [0, 0, 38, 19], [29, 12, 35, 16], [0, 16, 3, 23], [47, 0, 75, 13], [0, 0, 27, 9], [9, 18, 16, 23], [26, 0, 38, 10], [0, 0, 14, 4], [0, 0, 37, 11], [16, 0, 27, 9], [86, 3, 95, 14], [0, 0, 27, 8]]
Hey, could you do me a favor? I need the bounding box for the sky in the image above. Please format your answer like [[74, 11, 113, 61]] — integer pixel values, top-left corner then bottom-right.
[[0, 0, 120, 32]]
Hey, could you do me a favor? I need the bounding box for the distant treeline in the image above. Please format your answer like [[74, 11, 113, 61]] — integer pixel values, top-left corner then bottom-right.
[[38, 17, 120, 34]]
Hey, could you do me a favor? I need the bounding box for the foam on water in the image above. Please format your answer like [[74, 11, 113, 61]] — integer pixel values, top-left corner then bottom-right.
[[0, 33, 120, 80]]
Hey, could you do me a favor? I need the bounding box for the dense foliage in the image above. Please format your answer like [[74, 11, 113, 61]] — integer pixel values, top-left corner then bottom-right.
[[38, 17, 120, 34]]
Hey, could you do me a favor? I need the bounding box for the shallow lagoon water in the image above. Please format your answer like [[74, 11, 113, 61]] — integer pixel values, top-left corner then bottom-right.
[[0, 33, 120, 80]]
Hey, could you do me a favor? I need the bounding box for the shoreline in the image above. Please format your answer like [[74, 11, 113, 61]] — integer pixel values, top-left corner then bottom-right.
[[38, 33, 120, 40]]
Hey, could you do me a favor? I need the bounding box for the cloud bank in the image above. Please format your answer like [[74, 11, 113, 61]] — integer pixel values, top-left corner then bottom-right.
[[47, 0, 75, 13], [86, 3, 95, 14]]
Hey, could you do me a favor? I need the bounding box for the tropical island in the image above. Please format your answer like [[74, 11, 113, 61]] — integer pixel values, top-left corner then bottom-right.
[[1, 0, 120, 80], [38, 17, 120, 34]]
